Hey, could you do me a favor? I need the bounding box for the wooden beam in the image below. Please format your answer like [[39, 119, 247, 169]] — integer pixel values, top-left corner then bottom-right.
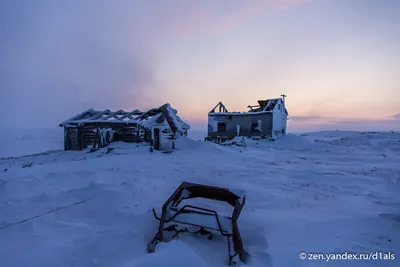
[[88, 109, 111, 120], [118, 109, 142, 121], [102, 109, 125, 120], [280, 94, 287, 104], [133, 109, 159, 121], [209, 101, 228, 113], [262, 101, 272, 111]]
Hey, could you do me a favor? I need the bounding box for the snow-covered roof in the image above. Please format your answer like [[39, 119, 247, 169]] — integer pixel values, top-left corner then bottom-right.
[[160, 103, 184, 133], [134, 104, 190, 132], [59, 109, 143, 127], [60, 104, 190, 130], [136, 113, 164, 127], [255, 98, 281, 112]]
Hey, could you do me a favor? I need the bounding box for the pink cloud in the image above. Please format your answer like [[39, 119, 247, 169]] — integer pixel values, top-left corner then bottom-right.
[[162, 0, 311, 39]]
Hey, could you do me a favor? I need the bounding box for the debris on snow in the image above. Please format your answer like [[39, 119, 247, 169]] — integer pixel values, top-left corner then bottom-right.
[[221, 137, 247, 147], [22, 162, 34, 168]]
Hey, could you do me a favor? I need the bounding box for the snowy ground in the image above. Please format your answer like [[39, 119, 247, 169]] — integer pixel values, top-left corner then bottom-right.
[[0, 131, 399, 267]]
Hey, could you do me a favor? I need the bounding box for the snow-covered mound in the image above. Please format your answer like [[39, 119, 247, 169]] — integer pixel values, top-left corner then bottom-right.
[[0, 131, 399, 267], [174, 136, 203, 149]]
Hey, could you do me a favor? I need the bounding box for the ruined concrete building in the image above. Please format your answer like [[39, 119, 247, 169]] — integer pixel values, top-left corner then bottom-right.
[[207, 96, 288, 143], [60, 103, 190, 151]]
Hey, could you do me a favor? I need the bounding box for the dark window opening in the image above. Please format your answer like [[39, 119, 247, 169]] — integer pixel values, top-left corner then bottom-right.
[[217, 122, 227, 132], [251, 122, 260, 132]]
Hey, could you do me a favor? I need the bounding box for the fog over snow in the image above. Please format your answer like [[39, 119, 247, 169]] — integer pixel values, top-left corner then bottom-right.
[[1, 0, 400, 131]]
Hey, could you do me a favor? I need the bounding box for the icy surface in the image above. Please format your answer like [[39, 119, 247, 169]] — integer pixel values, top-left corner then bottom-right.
[[0, 131, 399, 267]]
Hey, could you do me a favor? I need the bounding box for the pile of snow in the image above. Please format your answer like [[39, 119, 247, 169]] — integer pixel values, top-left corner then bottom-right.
[[174, 136, 202, 150]]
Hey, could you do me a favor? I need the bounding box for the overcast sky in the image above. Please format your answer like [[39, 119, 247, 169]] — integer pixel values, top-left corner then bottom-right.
[[1, 0, 399, 132]]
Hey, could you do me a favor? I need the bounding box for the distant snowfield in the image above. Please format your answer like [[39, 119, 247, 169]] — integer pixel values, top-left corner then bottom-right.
[[0, 128, 64, 158], [0, 131, 399, 267]]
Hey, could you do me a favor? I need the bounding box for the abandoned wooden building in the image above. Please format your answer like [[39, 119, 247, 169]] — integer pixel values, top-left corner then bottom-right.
[[59, 103, 190, 151], [207, 96, 288, 143]]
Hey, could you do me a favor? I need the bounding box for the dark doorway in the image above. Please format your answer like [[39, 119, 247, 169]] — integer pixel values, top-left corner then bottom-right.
[[154, 128, 160, 150], [66, 127, 79, 150], [251, 122, 260, 132]]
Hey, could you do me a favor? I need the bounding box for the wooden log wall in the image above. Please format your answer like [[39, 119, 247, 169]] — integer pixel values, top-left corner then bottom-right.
[[80, 126, 98, 149], [64, 123, 151, 150], [117, 127, 140, 143]]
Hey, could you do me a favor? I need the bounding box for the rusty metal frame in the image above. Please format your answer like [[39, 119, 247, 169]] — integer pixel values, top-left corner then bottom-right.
[[147, 182, 249, 265]]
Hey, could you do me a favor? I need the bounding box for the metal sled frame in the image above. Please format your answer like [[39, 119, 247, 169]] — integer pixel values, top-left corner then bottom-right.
[[147, 182, 248, 265]]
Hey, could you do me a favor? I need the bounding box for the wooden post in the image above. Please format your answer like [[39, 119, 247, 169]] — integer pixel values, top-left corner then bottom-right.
[[78, 126, 83, 150], [93, 127, 100, 149], [280, 94, 287, 104]]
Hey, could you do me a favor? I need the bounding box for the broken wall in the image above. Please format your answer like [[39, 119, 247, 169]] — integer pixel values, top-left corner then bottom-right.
[[207, 113, 273, 139]]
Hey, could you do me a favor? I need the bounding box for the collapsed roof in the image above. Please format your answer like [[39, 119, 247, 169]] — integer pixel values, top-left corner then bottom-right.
[[209, 98, 288, 115], [248, 98, 281, 112], [59, 103, 190, 133]]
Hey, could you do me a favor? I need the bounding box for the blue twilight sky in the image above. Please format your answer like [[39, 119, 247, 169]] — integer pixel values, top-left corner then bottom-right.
[[1, 0, 399, 132]]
